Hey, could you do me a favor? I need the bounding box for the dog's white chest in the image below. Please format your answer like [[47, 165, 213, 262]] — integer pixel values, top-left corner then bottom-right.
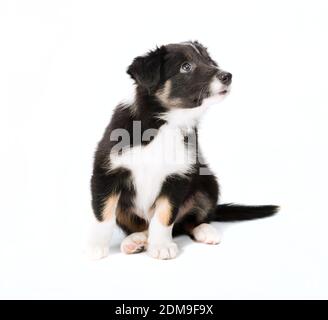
[[110, 124, 194, 219]]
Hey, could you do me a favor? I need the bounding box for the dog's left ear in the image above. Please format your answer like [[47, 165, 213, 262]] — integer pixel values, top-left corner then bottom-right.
[[127, 46, 166, 91]]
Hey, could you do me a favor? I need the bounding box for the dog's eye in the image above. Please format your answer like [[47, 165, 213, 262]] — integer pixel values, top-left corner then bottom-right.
[[180, 62, 193, 73]]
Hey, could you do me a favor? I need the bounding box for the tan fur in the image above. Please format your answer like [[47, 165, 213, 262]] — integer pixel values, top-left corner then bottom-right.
[[156, 80, 183, 108], [116, 207, 148, 233], [155, 197, 173, 225], [101, 194, 120, 221]]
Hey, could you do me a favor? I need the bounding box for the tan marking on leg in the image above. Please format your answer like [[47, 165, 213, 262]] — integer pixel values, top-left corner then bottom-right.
[[102, 194, 120, 221], [155, 197, 173, 226], [156, 80, 183, 108]]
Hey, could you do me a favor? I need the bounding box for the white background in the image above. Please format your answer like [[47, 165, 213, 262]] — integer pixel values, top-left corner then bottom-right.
[[0, 0, 327, 299]]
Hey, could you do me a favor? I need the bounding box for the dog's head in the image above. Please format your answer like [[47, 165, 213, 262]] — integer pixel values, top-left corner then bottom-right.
[[127, 41, 232, 109]]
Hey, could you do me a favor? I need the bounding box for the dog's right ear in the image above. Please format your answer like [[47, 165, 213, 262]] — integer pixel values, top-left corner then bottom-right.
[[127, 46, 166, 91]]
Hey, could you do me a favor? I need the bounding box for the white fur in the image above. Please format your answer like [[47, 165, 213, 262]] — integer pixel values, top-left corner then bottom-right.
[[192, 223, 221, 244], [210, 77, 224, 94], [121, 231, 148, 254], [147, 214, 178, 259], [204, 77, 230, 104], [110, 122, 195, 220], [87, 218, 116, 260], [159, 105, 209, 130]]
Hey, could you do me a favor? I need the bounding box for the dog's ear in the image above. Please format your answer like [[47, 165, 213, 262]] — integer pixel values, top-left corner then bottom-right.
[[127, 46, 166, 91], [192, 40, 218, 67], [192, 40, 209, 55], [192, 40, 206, 49]]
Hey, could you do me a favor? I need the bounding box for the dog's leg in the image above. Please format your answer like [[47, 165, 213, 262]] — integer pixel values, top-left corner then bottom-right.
[[87, 194, 119, 260], [121, 231, 148, 254], [89, 167, 134, 259], [173, 189, 221, 244], [147, 196, 178, 260], [147, 175, 190, 260]]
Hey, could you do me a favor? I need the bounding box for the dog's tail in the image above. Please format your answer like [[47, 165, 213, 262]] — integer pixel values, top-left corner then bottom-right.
[[209, 203, 279, 222]]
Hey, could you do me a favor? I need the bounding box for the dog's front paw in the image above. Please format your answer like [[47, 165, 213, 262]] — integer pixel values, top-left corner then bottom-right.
[[86, 245, 110, 260], [121, 231, 148, 254], [147, 242, 178, 260]]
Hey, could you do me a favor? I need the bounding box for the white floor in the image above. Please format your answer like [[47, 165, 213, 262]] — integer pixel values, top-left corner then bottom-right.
[[1, 0, 328, 300], [1, 193, 327, 299]]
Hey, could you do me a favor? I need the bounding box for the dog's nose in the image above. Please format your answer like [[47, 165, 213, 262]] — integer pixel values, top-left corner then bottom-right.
[[218, 72, 232, 85]]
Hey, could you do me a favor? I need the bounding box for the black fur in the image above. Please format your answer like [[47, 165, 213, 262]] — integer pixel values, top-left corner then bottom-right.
[[211, 204, 279, 222], [127, 46, 167, 92]]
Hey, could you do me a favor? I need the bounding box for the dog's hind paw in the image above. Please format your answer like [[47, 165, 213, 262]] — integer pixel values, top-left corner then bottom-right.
[[192, 223, 221, 245]]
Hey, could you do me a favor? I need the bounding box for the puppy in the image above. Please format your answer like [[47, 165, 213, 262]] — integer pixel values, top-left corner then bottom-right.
[[89, 41, 278, 260]]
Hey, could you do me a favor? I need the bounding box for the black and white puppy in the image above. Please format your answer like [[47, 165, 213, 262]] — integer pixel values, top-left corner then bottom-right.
[[89, 41, 278, 260]]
